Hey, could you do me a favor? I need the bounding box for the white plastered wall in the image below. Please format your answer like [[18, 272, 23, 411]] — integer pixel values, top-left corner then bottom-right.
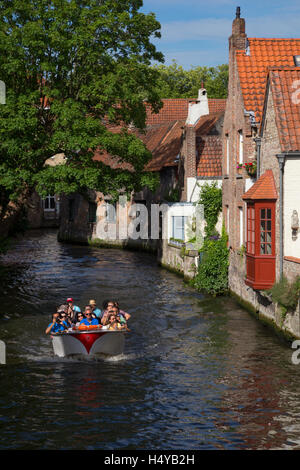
[[284, 157, 300, 258]]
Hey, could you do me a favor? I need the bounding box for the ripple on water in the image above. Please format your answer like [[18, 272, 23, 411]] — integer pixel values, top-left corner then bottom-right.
[[1, 230, 300, 450]]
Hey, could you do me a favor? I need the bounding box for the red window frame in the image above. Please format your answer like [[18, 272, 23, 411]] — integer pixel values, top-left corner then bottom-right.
[[245, 200, 276, 290]]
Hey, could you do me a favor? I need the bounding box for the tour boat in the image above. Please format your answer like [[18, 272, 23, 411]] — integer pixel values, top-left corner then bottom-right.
[[51, 325, 126, 357]]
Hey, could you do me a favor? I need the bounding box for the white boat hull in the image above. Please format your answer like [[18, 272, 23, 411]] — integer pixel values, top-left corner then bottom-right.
[[51, 330, 125, 357]]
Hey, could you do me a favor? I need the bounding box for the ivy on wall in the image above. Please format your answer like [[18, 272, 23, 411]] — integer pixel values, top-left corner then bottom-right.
[[193, 182, 229, 296]]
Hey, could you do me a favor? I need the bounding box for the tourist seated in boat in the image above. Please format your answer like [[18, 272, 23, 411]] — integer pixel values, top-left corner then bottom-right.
[[45, 313, 67, 335], [101, 301, 129, 325], [114, 301, 131, 322], [107, 312, 126, 331], [66, 297, 81, 323], [60, 312, 72, 328], [79, 306, 99, 326], [89, 299, 102, 319], [75, 312, 85, 327], [100, 300, 115, 325]]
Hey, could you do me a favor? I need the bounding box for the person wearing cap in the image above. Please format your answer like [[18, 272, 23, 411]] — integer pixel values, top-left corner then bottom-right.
[[89, 299, 102, 319], [66, 297, 81, 323]]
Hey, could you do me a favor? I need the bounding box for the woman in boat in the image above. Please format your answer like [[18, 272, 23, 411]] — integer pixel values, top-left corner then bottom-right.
[[100, 300, 115, 325], [75, 312, 85, 327], [114, 301, 131, 322], [107, 312, 125, 331]]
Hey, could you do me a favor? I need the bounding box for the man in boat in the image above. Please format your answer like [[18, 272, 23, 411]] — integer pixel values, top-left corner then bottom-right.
[[66, 297, 81, 323], [45, 313, 67, 335], [79, 306, 99, 326], [89, 299, 102, 320]]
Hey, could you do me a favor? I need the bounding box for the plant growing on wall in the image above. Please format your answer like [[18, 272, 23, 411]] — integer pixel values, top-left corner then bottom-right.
[[197, 182, 222, 238], [267, 276, 300, 320], [194, 224, 229, 296], [193, 182, 229, 296]]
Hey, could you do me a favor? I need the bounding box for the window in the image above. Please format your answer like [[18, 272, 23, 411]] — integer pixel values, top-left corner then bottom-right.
[[244, 202, 276, 290], [238, 130, 243, 164], [172, 216, 186, 241], [239, 206, 244, 247], [69, 199, 75, 222], [88, 202, 97, 223], [247, 204, 255, 255], [43, 195, 56, 211], [106, 202, 116, 223], [260, 208, 272, 255], [226, 135, 229, 174]]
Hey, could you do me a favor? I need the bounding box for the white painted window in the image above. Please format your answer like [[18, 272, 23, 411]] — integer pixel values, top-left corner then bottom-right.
[[239, 130, 244, 164], [172, 216, 186, 241], [43, 195, 56, 211], [239, 206, 244, 246]]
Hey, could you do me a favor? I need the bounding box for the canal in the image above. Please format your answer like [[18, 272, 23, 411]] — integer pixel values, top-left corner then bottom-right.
[[0, 229, 300, 450]]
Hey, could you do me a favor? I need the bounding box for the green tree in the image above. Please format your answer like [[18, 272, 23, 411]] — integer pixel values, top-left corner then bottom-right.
[[0, 0, 163, 209], [153, 61, 228, 99]]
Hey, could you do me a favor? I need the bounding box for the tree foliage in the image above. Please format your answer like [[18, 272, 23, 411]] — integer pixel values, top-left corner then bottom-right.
[[152, 60, 229, 99], [0, 0, 164, 204]]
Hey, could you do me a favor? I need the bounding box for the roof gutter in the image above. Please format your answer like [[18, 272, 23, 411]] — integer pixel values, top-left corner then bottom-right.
[[276, 152, 300, 280]]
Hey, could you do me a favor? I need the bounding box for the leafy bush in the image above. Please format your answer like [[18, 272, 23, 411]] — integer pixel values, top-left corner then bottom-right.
[[267, 276, 300, 313], [194, 227, 229, 296]]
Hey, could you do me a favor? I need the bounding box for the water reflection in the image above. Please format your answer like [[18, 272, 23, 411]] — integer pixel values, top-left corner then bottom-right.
[[1, 230, 300, 449]]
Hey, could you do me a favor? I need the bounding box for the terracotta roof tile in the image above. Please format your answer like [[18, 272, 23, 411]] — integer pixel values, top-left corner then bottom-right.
[[93, 98, 226, 173], [197, 136, 223, 177], [145, 98, 226, 124], [242, 169, 278, 200], [236, 38, 300, 122], [268, 67, 300, 152]]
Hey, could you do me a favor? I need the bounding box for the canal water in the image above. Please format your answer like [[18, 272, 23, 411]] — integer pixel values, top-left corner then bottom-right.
[[1, 230, 300, 450]]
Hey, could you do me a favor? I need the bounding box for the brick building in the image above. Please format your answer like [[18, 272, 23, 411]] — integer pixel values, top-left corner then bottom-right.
[[58, 94, 225, 248], [223, 8, 300, 337]]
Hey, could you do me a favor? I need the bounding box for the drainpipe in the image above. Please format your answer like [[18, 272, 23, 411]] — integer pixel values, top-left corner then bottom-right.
[[276, 154, 286, 280], [254, 137, 261, 180]]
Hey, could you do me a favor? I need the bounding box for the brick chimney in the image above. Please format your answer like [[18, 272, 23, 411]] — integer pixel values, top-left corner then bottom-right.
[[229, 6, 247, 51]]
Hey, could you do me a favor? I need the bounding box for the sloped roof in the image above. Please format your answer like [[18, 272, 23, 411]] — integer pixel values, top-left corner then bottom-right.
[[93, 120, 184, 173], [268, 67, 300, 152], [195, 112, 224, 135], [93, 98, 226, 173], [142, 121, 184, 171], [242, 169, 278, 200], [236, 38, 300, 123], [145, 98, 226, 125], [197, 136, 223, 177]]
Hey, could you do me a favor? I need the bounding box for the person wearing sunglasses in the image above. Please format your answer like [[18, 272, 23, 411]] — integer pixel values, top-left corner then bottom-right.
[[75, 313, 85, 327], [79, 306, 99, 326]]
